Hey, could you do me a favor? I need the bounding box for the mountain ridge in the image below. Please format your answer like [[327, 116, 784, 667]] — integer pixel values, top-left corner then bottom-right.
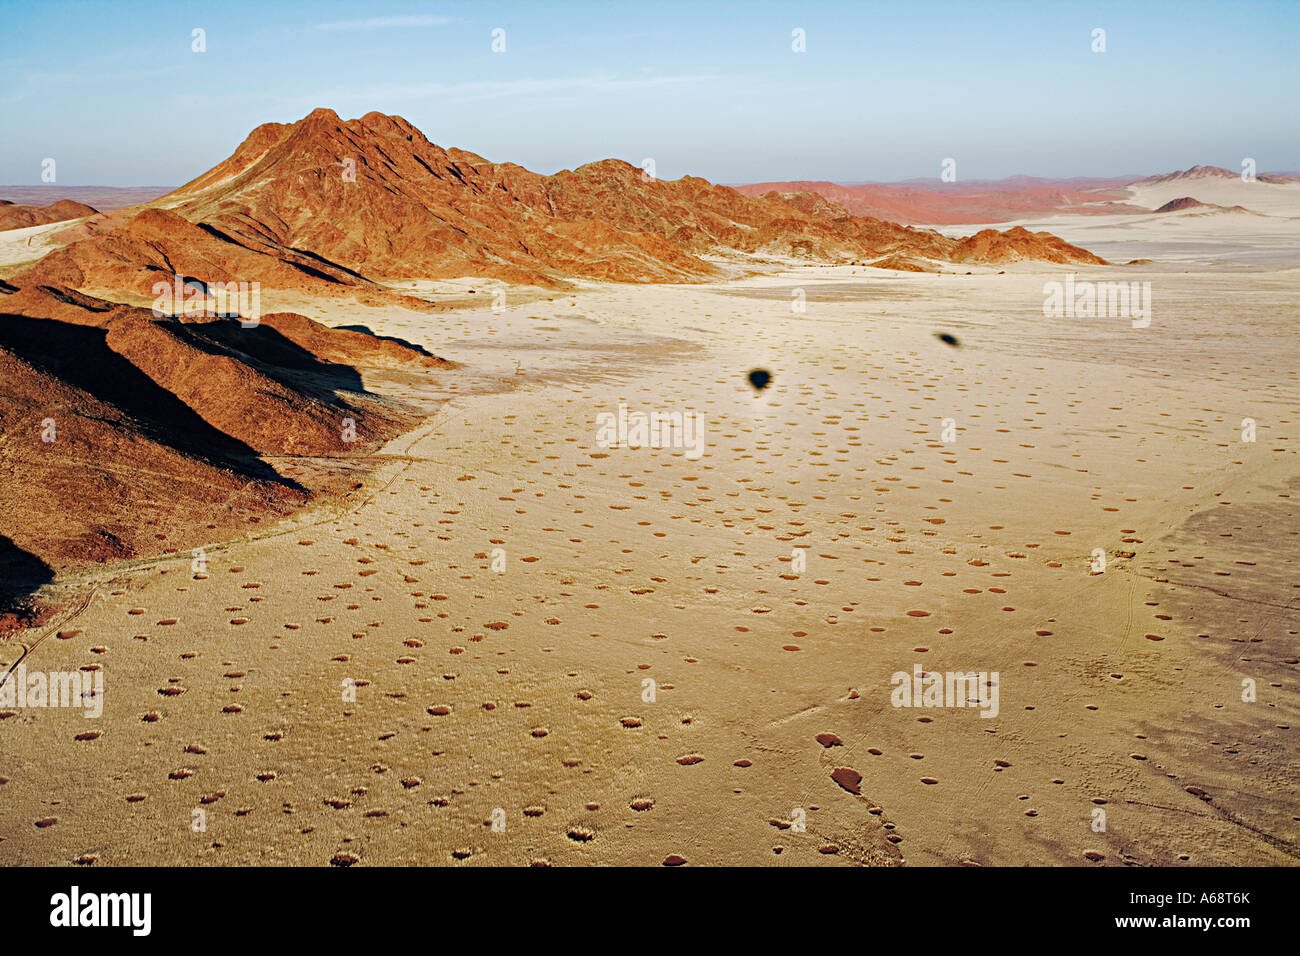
[[12, 108, 1107, 295]]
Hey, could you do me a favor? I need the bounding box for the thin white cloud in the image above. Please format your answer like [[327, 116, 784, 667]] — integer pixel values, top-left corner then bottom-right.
[[300, 73, 723, 105], [21, 67, 178, 84], [162, 72, 729, 122], [315, 15, 453, 31], [0, 66, 180, 106]]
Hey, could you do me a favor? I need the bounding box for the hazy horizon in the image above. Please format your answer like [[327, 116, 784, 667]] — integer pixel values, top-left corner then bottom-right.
[[2, 0, 1297, 187]]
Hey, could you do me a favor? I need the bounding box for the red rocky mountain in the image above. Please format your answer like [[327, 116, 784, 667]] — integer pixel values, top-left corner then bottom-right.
[[18, 108, 1106, 298]]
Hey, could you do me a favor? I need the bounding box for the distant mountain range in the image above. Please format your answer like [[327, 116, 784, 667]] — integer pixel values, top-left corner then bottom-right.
[[0, 186, 169, 211], [0, 199, 97, 231], [735, 166, 1300, 225]]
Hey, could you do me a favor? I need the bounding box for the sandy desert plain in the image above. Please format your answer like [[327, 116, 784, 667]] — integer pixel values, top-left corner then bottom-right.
[[1, 156, 1298, 868]]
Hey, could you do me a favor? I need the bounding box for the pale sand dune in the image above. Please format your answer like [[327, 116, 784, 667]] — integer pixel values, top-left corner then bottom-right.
[[935, 204, 1300, 270], [0, 219, 90, 270], [1125, 178, 1300, 218], [1, 252, 1296, 866]]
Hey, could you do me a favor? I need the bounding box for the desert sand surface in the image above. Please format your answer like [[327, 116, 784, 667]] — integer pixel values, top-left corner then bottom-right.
[[0, 220, 93, 272], [2, 243, 1297, 865]]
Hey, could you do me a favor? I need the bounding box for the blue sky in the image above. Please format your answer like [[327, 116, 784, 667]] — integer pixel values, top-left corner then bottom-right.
[[1, 0, 1296, 186]]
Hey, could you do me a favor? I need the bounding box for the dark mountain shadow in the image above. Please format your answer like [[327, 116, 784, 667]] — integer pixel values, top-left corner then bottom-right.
[[190, 222, 368, 286], [186, 319, 368, 394], [31, 285, 113, 311], [0, 313, 300, 488], [335, 323, 437, 357], [284, 245, 372, 283], [0, 534, 54, 617]]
